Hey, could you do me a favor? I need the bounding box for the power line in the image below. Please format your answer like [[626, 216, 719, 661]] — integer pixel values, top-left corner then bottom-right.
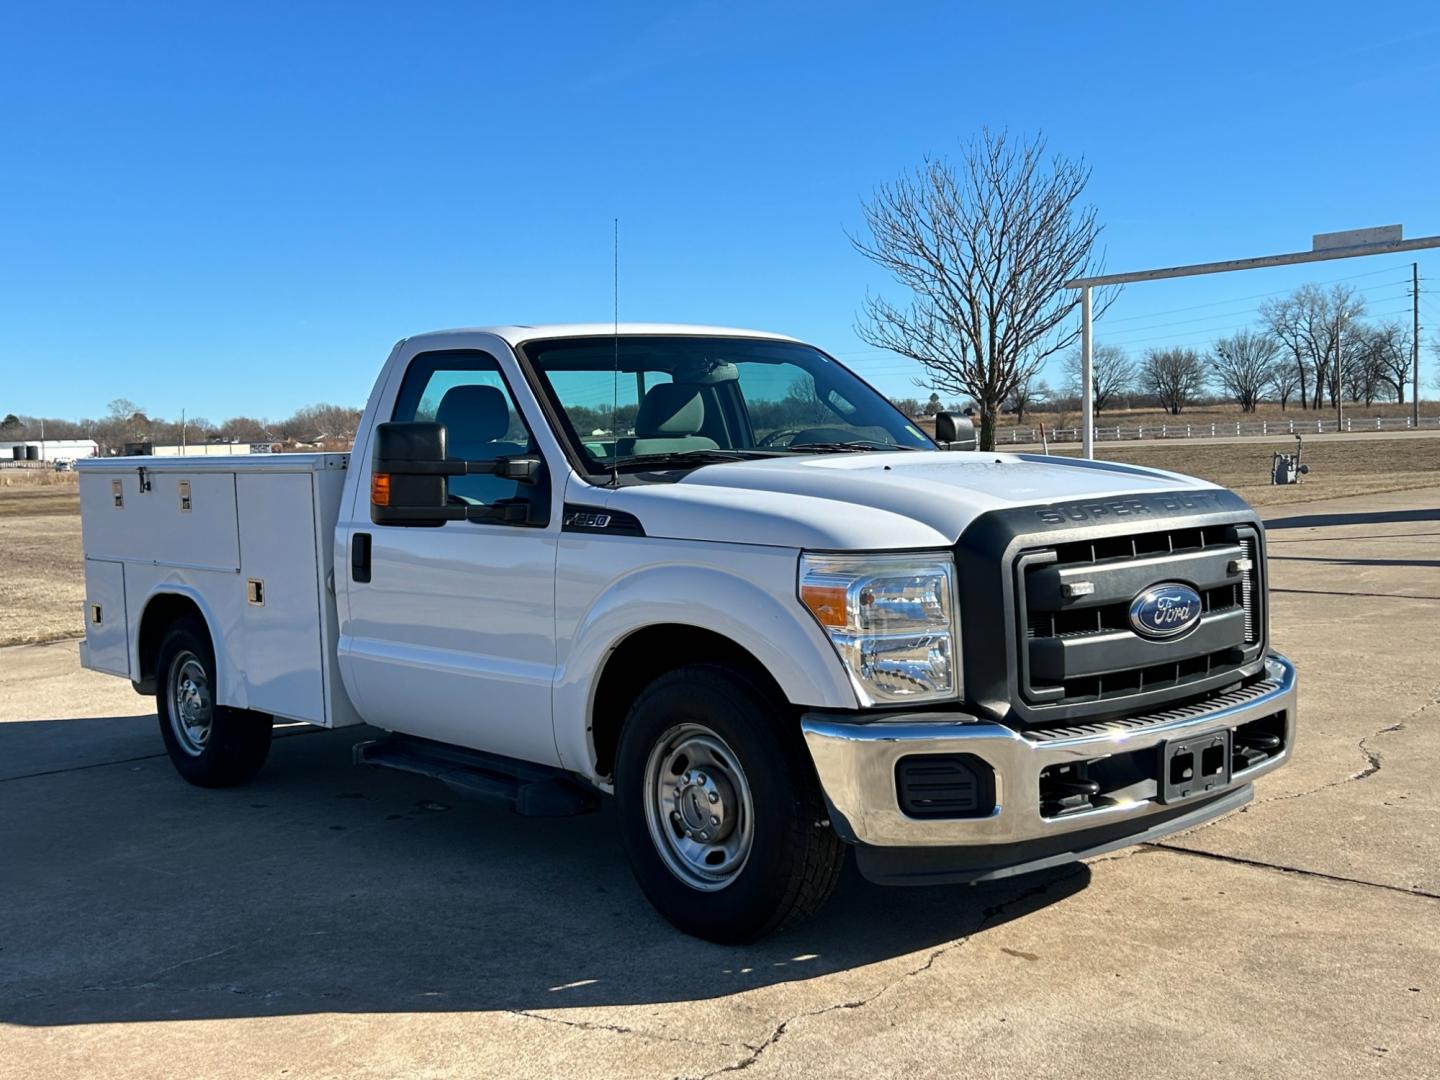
[[832, 269, 1427, 365], [1093, 260, 1419, 323], [1094, 280, 1412, 339]]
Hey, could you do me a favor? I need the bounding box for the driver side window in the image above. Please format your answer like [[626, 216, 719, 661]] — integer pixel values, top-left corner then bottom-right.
[[392, 351, 537, 508]]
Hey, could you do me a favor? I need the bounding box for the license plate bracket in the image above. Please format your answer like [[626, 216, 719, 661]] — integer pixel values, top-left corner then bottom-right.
[[1160, 728, 1232, 804]]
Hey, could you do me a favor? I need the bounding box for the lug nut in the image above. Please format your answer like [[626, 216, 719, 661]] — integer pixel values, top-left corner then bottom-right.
[[710, 815, 720, 826], [696, 773, 706, 784], [708, 791, 719, 804]]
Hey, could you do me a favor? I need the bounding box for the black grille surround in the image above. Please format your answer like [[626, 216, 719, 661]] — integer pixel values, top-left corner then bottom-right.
[[954, 488, 1268, 728]]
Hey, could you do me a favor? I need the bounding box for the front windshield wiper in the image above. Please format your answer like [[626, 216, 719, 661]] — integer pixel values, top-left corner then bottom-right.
[[785, 441, 921, 453], [612, 448, 783, 470]]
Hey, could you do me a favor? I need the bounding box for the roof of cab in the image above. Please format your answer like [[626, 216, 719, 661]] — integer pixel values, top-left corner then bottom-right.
[[404, 323, 804, 348]]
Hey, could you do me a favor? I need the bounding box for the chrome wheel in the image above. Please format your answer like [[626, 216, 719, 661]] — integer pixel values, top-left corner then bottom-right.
[[167, 650, 213, 757], [643, 723, 755, 892]]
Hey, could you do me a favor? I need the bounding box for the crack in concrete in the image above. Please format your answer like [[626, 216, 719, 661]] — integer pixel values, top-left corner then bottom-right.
[[1142, 843, 1440, 901], [689, 872, 1080, 1078], [509, 1009, 726, 1050], [1238, 690, 1438, 814]]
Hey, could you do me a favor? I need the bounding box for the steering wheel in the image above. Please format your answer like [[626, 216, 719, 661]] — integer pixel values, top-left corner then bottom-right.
[[757, 428, 803, 448]]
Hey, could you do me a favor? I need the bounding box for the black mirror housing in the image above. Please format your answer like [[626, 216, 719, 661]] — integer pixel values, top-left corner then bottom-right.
[[371, 422, 464, 526], [934, 412, 978, 451], [370, 423, 547, 526]]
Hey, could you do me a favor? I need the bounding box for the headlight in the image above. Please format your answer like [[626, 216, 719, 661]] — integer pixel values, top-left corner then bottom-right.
[[799, 553, 959, 707]]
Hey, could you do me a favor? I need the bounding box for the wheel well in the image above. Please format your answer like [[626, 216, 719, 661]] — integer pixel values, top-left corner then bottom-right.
[[589, 625, 789, 780], [135, 594, 207, 694]]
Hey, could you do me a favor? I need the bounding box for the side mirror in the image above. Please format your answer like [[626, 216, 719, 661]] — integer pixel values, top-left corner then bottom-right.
[[371, 422, 464, 526], [934, 412, 978, 451], [370, 421, 547, 527]]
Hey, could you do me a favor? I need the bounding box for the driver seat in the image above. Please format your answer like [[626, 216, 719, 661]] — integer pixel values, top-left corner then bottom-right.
[[618, 384, 718, 456]]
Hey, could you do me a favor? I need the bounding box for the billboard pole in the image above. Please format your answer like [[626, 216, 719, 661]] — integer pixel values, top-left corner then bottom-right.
[[1081, 285, 1094, 459]]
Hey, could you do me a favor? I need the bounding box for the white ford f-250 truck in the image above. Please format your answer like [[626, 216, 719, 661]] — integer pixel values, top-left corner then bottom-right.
[[78, 324, 1296, 942]]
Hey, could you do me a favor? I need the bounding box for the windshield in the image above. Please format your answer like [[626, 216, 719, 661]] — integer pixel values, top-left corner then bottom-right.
[[523, 335, 933, 472]]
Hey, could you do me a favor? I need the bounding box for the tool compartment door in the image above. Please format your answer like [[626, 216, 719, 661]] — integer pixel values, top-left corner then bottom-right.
[[234, 472, 326, 723], [81, 558, 129, 676], [79, 469, 240, 572]]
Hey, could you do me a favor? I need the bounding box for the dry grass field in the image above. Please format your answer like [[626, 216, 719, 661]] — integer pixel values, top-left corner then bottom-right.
[[1049, 433, 1440, 508], [0, 471, 82, 647], [0, 436, 1436, 647], [996, 399, 1438, 432]]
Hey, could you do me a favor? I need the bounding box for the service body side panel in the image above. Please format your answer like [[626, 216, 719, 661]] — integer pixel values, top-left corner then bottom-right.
[[80, 558, 129, 676], [234, 472, 326, 723], [77, 455, 353, 728]]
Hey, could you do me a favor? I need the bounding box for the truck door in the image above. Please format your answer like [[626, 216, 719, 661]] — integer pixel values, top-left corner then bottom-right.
[[339, 348, 560, 765]]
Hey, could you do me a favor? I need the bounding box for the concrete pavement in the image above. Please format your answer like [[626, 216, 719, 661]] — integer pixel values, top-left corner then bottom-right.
[[2, 488, 1437, 1079]]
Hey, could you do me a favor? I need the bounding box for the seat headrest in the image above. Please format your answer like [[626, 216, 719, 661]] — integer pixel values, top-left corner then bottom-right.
[[435, 385, 510, 445], [635, 384, 705, 437]]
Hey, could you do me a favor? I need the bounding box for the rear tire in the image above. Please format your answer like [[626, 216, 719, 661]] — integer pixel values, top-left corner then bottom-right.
[[615, 663, 845, 943], [156, 616, 272, 787]]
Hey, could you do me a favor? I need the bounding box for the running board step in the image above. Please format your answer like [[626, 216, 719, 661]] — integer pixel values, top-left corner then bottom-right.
[[353, 734, 599, 817]]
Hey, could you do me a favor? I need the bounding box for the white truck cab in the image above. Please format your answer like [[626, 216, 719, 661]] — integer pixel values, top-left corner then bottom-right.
[[78, 325, 1296, 941]]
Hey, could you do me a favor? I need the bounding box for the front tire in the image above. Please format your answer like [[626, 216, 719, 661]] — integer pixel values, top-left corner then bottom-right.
[[156, 616, 272, 787], [615, 664, 845, 943]]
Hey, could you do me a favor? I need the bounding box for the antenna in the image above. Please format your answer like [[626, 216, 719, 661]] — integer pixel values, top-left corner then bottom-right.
[[610, 217, 621, 487]]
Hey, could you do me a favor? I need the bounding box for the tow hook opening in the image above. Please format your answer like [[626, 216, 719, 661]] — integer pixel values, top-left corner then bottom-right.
[[1039, 762, 1102, 817], [1233, 712, 1286, 772]]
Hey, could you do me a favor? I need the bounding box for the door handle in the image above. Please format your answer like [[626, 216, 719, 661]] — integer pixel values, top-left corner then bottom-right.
[[352, 532, 372, 583]]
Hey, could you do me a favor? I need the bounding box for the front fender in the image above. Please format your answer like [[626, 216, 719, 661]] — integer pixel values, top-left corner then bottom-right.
[[552, 551, 859, 777]]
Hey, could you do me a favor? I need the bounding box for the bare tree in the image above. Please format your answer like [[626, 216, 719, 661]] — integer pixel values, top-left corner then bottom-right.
[[1140, 347, 1207, 415], [1267, 359, 1301, 410], [1062, 344, 1135, 414], [1259, 284, 1365, 409], [1210, 330, 1277, 412], [1007, 376, 1047, 422], [219, 415, 274, 442], [1340, 323, 1388, 407], [1360, 321, 1413, 405], [890, 396, 923, 418], [851, 130, 1114, 450]]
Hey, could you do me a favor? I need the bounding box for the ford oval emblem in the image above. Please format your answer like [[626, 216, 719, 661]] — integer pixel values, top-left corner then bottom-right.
[[1128, 583, 1203, 640]]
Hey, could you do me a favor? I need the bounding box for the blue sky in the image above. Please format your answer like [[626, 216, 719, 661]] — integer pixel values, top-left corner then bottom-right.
[[3, 1, 1439, 422]]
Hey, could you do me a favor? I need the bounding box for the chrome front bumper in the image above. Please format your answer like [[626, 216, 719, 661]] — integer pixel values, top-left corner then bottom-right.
[[801, 653, 1296, 849]]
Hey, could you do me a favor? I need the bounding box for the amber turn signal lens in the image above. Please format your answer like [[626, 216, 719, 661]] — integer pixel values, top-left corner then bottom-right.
[[370, 472, 391, 507], [800, 583, 848, 628]]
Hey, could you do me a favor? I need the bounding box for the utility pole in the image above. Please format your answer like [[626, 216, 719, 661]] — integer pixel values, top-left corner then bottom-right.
[[1413, 263, 1421, 426]]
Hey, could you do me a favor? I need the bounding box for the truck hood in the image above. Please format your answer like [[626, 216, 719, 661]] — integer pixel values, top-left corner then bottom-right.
[[600, 451, 1226, 550]]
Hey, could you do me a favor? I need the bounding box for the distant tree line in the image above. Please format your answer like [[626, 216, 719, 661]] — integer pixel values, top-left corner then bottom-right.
[[944, 281, 1430, 419], [0, 399, 363, 454]]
